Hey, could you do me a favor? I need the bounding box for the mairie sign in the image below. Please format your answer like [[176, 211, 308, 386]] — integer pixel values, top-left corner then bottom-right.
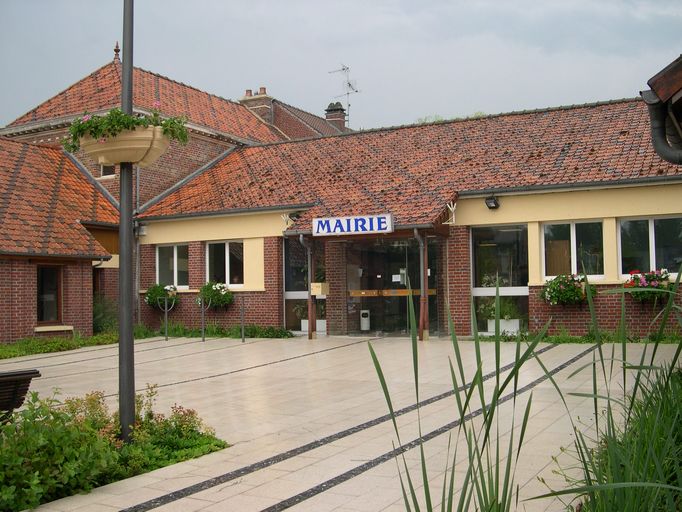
[[312, 214, 394, 236]]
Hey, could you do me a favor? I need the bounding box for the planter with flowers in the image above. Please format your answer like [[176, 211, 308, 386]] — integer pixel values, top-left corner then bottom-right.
[[144, 284, 178, 310], [197, 282, 234, 308], [623, 269, 672, 303], [62, 105, 188, 168], [541, 274, 593, 306]]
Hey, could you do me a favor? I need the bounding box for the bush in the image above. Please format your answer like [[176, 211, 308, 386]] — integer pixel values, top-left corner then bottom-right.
[[0, 393, 117, 510], [0, 387, 227, 510], [93, 293, 117, 333], [541, 273, 592, 305], [224, 324, 294, 338], [0, 333, 118, 360], [144, 284, 177, 310], [198, 281, 233, 308]]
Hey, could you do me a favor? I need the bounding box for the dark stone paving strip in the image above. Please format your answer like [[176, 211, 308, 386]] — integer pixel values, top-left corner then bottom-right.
[[120, 343, 557, 511], [260, 344, 598, 511], [38, 338, 268, 380], [110, 338, 375, 398]]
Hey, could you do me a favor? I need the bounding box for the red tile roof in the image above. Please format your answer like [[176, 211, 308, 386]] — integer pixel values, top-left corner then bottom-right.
[[0, 138, 119, 259], [272, 101, 345, 138], [139, 99, 681, 230], [7, 60, 284, 144]]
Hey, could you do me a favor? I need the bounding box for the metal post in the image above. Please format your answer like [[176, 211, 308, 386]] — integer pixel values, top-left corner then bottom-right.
[[164, 296, 168, 341], [118, 0, 135, 443], [240, 294, 245, 343], [201, 296, 205, 342]]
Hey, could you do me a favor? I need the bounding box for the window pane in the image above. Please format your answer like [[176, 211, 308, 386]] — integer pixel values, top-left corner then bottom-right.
[[285, 238, 307, 291], [620, 220, 650, 273], [158, 246, 174, 285], [544, 224, 571, 275], [229, 242, 244, 285], [176, 245, 189, 286], [472, 225, 528, 287], [576, 222, 603, 274], [473, 296, 528, 334], [208, 243, 226, 283], [38, 267, 59, 322], [654, 218, 682, 271]]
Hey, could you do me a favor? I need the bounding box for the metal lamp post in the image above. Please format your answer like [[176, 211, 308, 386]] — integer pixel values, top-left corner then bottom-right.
[[118, 0, 135, 443]]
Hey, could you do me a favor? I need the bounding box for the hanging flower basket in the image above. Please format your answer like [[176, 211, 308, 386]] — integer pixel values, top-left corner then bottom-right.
[[79, 126, 170, 167], [62, 107, 188, 168]]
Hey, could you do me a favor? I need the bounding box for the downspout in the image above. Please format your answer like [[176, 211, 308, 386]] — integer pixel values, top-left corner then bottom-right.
[[640, 90, 682, 165], [414, 229, 428, 341], [299, 234, 316, 340], [135, 165, 141, 323]]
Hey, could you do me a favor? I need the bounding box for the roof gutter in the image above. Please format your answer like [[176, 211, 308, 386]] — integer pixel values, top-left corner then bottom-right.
[[640, 89, 682, 165]]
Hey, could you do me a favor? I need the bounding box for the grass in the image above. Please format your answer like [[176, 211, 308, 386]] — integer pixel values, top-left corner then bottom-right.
[[369, 269, 682, 511], [0, 323, 294, 360]]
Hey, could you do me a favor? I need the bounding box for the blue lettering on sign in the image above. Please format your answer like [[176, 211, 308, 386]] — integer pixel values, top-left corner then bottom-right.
[[312, 214, 393, 236], [315, 219, 331, 234]]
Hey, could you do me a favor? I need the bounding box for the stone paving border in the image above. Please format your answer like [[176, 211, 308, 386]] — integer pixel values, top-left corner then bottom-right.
[[260, 344, 598, 511], [121, 343, 561, 512]]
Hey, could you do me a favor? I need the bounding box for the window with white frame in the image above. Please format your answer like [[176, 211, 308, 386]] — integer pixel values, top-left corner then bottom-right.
[[206, 241, 244, 285], [620, 217, 682, 275], [156, 245, 189, 287], [544, 221, 603, 276]]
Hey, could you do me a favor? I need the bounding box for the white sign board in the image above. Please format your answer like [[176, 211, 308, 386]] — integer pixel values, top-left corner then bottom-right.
[[312, 214, 394, 237]]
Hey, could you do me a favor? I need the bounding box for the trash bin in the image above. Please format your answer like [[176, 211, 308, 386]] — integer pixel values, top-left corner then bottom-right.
[[360, 309, 370, 331]]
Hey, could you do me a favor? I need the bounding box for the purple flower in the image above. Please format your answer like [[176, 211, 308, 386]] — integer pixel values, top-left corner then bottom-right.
[[82, 114, 91, 122], [153, 100, 161, 108]]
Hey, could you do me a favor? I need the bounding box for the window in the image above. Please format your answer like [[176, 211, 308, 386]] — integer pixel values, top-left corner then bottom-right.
[[206, 241, 244, 285], [156, 245, 189, 287], [544, 222, 603, 276], [100, 165, 115, 177], [620, 217, 682, 274], [471, 226, 529, 334], [37, 266, 61, 323]]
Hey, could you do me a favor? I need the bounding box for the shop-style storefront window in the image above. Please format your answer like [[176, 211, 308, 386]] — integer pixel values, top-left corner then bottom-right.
[[206, 241, 244, 285], [157, 245, 189, 288], [620, 217, 682, 274], [472, 225, 528, 334], [544, 222, 603, 277]]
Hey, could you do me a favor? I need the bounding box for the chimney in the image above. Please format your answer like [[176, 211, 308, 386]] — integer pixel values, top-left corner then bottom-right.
[[325, 101, 346, 131], [239, 86, 273, 123]]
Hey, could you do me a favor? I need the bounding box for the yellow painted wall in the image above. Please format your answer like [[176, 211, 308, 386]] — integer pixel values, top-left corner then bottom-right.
[[94, 254, 119, 269], [456, 184, 682, 286], [140, 211, 291, 244], [140, 211, 289, 292]]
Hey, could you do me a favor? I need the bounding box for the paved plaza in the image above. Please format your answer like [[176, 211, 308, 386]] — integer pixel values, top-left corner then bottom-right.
[[2, 335, 676, 512]]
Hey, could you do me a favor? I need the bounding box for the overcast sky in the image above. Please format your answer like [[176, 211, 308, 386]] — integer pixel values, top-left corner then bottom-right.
[[1, 1, 680, 130]]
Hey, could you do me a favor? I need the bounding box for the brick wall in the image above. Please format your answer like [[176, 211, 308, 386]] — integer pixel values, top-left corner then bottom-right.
[[529, 284, 681, 336], [0, 258, 93, 343], [139, 237, 284, 330], [446, 225, 472, 336], [325, 241, 347, 335]]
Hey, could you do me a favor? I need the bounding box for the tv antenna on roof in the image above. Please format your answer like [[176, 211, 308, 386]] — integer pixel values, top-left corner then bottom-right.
[[328, 64, 360, 127]]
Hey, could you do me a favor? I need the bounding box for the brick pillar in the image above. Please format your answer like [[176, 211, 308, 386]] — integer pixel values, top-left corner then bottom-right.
[[436, 237, 449, 336], [325, 241, 348, 335], [62, 261, 93, 337], [447, 226, 472, 336], [188, 242, 205, 289]]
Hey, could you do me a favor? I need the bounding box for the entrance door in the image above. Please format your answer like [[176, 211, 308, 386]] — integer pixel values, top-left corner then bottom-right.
[[346, 238, 439, 334]]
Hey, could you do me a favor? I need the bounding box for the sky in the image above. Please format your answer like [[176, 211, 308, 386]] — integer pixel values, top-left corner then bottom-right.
[[1, 0, 680, 130]]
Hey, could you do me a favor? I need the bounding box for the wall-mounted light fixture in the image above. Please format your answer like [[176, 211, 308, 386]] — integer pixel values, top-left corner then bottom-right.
[[485, 196, 500, 209]]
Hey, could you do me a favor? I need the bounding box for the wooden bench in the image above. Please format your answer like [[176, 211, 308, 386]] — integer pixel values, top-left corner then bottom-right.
[[0, 369, 41, 424]]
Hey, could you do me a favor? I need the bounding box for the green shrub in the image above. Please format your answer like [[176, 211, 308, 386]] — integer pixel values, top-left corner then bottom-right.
[[0, 333, 118, 360], [93, 293, 117, 333], [0, 393, 117, 510], [0, 386, 227, 510], [133, 323, 158, 339], [198, 281, 234, 308], [224, 324, 294, 338]]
